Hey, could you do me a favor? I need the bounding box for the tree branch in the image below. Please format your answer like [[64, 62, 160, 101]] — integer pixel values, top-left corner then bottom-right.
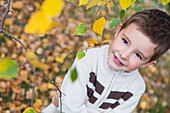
[[19, 61, 29, 67], [111, 0, 122, 23], [0, 0, 11, 30], [1, 30, 28, 52]]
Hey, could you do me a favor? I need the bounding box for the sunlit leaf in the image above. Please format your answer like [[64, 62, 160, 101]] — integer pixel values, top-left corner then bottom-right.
[[41, 0, 64, 16], [86, 0, 100, 9], [88, 39, 98, 47], [119, 0, 136, 9], [24, 10, 53, 35], [73, 23, 87, 35], [102, 40, 111, 43], [65, 0, 72, 1], [26, 51, 49, 70], [93, 17, 106, 36], [76, 50, 86, 60], [23, 107, 36, 113], [110, 18, 120, 30], [98, 0, 114, 6], [78, 0, 88, 6], [70, 67, 78, 82], [0, 58, 18, 80], [120, 10, 125, 21], [161, 0, 170, 6]]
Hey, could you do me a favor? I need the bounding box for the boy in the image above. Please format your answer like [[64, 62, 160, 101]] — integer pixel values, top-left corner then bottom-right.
[[42, 9, 170, 113]]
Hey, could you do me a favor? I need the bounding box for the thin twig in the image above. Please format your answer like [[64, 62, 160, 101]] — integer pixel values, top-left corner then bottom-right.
[[28, 61, 36, 107], [88, 0, 104, 36], [1, 30, 28, 52], [111, 0, 122, 23], [19, 61, 29, 67], [0, 0, 11, 30]]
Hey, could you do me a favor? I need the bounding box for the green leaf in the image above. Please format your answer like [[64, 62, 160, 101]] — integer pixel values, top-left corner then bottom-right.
[[70, 67, 78, 82], [73, 23, 87, 35], [120, 10, 125, 21], [0, 58, 18, 80], [23, 107, 36, 113], [76, 50, 86, 60], [65, 0, 72, 2], [110, 18, 120, 30]]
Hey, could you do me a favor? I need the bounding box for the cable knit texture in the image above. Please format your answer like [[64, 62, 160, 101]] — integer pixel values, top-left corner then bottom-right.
[[42, 45, 146, 113]]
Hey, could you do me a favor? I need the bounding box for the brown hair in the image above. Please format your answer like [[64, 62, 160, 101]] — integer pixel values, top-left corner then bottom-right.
[[120, 9, 170, 61]]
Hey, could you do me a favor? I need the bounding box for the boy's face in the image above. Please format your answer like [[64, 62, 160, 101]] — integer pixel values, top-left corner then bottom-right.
[[108, 23, 157, 72]]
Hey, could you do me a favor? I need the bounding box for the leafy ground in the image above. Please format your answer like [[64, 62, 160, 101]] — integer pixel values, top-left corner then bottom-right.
[[0, 0, 169, 113]]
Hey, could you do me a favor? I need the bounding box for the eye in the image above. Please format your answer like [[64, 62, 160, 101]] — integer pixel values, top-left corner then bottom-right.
[[122, 38, 128, 45], [135, 53, 142, 60]]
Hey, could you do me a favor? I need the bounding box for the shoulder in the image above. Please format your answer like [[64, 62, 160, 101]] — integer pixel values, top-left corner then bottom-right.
[[130, 70, 146, 94], [78, 45, 108, 63]]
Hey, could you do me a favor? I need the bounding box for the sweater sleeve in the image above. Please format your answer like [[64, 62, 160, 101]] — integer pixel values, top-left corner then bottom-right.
[[42, 48, 97, 113]]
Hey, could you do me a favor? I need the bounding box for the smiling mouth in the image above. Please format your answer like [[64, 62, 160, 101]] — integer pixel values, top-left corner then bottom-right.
[[114, 55, 124, 66]]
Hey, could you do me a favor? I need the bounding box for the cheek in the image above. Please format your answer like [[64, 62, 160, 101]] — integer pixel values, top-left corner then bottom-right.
[[128, 59, 142, 71], [110, 40, 121, 51]]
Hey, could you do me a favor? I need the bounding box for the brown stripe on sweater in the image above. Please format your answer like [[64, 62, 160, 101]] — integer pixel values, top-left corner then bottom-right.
[[89, 95, 98, 104], [99, 103, 112, 109], [89, 72, 96, 86], [107, 91, 126, 100], [111, 101, 120, 109], [95, 80, 104, 95], [122, 91, 133, 101], [86, 85, 94, 98]]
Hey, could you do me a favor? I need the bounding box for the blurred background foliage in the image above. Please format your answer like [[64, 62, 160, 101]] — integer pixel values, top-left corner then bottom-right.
[[0, 0, 169, 112]]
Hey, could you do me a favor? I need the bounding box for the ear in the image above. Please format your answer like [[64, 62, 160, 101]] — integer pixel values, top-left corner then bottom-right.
[[114, 24, 122, 38], [140, 60, 157, 68]]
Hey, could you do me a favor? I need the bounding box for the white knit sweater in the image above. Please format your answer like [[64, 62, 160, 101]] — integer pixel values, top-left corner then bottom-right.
[[42, 45, 146, 113]]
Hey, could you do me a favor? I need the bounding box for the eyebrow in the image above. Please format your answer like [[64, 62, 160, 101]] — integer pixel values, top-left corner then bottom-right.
[[122, 34, 147, 60]]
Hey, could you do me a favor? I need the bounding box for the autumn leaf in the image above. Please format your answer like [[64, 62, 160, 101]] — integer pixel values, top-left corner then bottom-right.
[[93, 17, 106, 36], [86, 0, 100, 10], [102, 40, 111, 43], [0, 58, 18, 80], [23, 107, 36, 113], [161, 0, 170, 6], [41, 0, 64, 16], [110, 18, 120, 29], [78, 0, 88, 6], [76, 50, 86, 60], [119, 0, 136, 9], [26, 51, 49, 70], [88, 39, 98, 47], [70, 67, 78, 82], [24, 10, 53, 35], [24, 0, 64, 35], [98, 0, 114, 7], [73, 23, 87, 35]]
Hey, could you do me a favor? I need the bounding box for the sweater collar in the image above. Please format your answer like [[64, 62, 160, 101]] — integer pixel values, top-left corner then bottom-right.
[[99, 45, 135, 79]]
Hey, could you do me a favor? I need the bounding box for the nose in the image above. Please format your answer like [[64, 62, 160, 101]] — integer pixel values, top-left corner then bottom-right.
[[120, 48, 131, 60]]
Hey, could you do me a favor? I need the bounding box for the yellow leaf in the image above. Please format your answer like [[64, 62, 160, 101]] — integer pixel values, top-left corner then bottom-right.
[[86, 0, 100, 9], [24, 10, 53, 35], [41, 0, 64, 16], [119, 0, 136, 9], [93, 17, 106, 36], [98, 0, 114, 7], [161, 0, 170, 5], [78, 0, 88, 6], [26, 51, 49, 70], [23, 107, 36, 113], [88, 39, 98, 47], [102, 39, 111, 43]]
